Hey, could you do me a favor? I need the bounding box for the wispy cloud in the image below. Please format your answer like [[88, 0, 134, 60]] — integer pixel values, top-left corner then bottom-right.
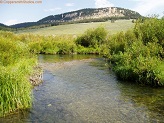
[[94, 0, 114, 8], [65, 3, 75, 7], [131, 0, 164, 16], [4, 19, 19, 26], [44, 7, 62, 12]]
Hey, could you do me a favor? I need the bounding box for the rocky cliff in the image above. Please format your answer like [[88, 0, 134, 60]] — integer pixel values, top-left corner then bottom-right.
[[38, 7, 141, 23]]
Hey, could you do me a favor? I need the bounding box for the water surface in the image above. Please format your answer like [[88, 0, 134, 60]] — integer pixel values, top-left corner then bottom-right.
[[0, 55, 163, 123]]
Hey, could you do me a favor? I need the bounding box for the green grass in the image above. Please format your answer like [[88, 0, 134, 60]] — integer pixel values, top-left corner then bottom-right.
[[0, 59, 35, 116], [0, 31, 37, 117], [155, 63, 164, 85], [15, 20, 134, 36]]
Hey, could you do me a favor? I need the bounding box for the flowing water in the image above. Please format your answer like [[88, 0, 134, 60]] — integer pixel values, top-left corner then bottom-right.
[[0, 55, 164, 123]]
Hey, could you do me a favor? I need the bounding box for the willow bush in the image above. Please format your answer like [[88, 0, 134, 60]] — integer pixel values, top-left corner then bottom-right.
[[75, 26, 107, 48], [112, 40, 163, 85], [134, 18, 164, 45], [108, 18, 164, 86]]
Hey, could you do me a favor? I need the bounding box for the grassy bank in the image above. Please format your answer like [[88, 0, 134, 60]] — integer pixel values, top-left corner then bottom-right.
[[0, 31, 37, 116]]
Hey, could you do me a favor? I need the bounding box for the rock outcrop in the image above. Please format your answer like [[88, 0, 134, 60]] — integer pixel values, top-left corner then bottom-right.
[[38, 7, 141, 24]]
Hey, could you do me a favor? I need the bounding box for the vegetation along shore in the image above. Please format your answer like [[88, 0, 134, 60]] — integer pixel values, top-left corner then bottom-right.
[[0, 17, 163, 117]]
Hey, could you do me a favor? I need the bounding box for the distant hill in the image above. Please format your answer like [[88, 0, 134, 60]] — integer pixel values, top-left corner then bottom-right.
[[9, 7, 142, 28], [0, 23, 14, 31], [11, 22, 37, 28], [38, 7, 141, 24], [0, 23, 7, 27]]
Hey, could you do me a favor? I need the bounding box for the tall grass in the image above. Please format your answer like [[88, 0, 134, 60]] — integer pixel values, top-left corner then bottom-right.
[[0, 31, 37, 117], [26, 35, 77, 54], [0, 59, 36, 116]]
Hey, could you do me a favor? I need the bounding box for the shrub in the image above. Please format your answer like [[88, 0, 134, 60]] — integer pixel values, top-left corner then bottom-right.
[[108, 32, 126, 55], [108, 18, 164, 86], [76, 26, 108, 48], [134, 18, 164, 45], [25, 35, 77, 55], [112, 40, 163, 86], [0, 34, 31, 66]]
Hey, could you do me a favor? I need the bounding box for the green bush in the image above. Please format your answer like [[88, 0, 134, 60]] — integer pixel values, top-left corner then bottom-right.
[[112, 40, 162, 85], [109, 18, 164, 86], [25, 35, 77, 55], [76, 26, 107, 48], [108, 32, 126, 55], [134, 18, 164, 46], [0, 36, 30, 66]]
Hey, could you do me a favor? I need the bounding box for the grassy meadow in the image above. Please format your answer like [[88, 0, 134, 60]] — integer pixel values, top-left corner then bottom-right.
[[15, 20, 134, 35]]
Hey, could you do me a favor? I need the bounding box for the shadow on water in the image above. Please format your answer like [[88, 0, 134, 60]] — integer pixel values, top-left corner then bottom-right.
[[116, 81, 164, 123], [90, 58, 164, 123], [0, 55, 163, 123]]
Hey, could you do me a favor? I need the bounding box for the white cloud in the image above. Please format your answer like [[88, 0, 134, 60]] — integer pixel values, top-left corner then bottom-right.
[[131, 0, 164, 16], [65, 3, 74, 7], [4, 19, 19, 26], [44, 7, 62, 12], [94, 0, 114, 8]]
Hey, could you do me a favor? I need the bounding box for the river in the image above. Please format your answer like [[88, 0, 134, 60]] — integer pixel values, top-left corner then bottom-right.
[[0, 55, 164, 123]]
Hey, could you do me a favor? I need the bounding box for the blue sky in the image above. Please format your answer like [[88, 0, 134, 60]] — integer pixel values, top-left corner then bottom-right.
[[0, 0, 164, 25]]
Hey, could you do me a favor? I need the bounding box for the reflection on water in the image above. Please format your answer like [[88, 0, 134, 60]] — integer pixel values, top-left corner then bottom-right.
[[0, 55, 163, 123], [38, 54, 99, 63]]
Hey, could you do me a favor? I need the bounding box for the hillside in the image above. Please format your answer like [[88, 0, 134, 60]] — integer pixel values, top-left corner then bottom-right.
[[0, 23, 14, 31], [0, 23, 7, 27], [16, 20, 134, 35], [38, 7, 141, 23], [11, 7, 141, 28], [10, 22, 37, 28]]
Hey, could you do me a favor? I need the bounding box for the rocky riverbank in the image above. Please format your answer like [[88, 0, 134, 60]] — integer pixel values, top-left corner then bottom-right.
[[30, 66, 43, 86]]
